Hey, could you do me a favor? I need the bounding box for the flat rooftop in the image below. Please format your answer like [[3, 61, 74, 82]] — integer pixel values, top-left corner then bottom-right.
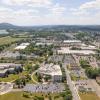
[[38, 63, 62, 76], [15, 43, 30, 50], [36, 42, 53, 46], [0, 63, 21, 69], [63, 40, 81, 43], [58, 47, 95, 55], [0, 69, 8, 74]]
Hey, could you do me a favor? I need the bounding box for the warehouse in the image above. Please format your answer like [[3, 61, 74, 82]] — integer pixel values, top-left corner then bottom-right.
[[15, 43, 30, 50]]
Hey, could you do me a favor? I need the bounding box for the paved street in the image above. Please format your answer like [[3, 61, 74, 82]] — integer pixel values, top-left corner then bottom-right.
[[31, 70, 39, 84], [63, 63, 81, 100]]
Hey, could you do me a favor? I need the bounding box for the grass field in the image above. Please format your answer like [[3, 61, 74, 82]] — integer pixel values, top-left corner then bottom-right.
[[0, 71, 28, 82], [0, 92, 64, 100], [0, 92, 31, 100], [0, 36, 24, 45], [79, 92, 100, 100]]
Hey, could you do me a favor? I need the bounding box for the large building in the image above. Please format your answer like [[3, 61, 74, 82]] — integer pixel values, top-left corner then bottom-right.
[[63, 40, 82, 46], [57, 47, 95, 55], [38, 63, 62, 82], [0, 63, 22, 77], [15, 43, 30, 50]]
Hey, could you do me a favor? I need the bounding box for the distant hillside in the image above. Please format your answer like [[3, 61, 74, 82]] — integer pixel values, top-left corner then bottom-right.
[[0, 23, 19, 29], [0, 23, 100, 32]]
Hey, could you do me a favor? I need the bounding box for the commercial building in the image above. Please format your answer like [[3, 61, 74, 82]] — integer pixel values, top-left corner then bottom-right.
[[63, 40, 82, 46], [38, 63, 62, 82], [57, 47, 95, 55], [36, 42, 53, 46], [81, 44, 96, 50], [0, 63, 22, 77], [15, 43, 30, 50]]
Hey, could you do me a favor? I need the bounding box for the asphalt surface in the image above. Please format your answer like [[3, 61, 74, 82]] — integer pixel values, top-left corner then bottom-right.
[[63, 63, 81, 100], [0, 82, 13, 95], [23, 83, 65, 93]]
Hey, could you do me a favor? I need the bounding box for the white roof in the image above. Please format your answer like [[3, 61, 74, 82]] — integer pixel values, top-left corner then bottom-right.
[[58, 47, 95, 55], [0, 69, 8, 74], [15, 43, 30, 50], [63, 40, 81, 43], [38, 63, 62, 76], [36, 42, 53, 46], [15, 46, 27, 50], [81, 44, 96, 50]]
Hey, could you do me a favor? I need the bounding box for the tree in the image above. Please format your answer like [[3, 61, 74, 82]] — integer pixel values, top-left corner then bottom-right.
[[80, 59, 90, 69], [85, 68, 100, 79]]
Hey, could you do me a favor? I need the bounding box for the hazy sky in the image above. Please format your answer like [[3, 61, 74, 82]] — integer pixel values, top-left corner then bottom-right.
[[0, 0, 100, 26]]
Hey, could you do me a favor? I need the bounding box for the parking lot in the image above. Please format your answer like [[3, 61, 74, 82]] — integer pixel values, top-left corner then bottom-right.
[[23, 83, 65, 93], [0, 82, 13, 95]]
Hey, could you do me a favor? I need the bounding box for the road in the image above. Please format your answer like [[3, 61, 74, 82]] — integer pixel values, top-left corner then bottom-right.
[[63, 63, 81, 100], [31, 70, 39, 84]]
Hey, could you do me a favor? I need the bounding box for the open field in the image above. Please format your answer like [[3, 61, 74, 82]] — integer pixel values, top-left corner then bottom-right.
[[0, 36, 24, 45], [0, 71, 28, 82], [0, 91, 64, 100], [79, 92, 100, 100], [0, 92, 31, 100]]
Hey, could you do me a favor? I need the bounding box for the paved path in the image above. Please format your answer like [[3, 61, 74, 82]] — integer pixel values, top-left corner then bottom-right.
[[31, 70, 39, 84], [63, 63, 81, 100]]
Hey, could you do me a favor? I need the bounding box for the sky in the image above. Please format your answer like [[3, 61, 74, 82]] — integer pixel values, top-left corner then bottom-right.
[[0, 0, 100, 26]]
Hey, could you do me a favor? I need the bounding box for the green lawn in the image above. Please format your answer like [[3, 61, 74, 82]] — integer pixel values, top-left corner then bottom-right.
[[0, 92, 31, 100], [0, 36, 24, 45], [79, 92, 100, 100], [70, 74, 87, 81], [0, 92, 64, 100], [0, 71, 28, 82]]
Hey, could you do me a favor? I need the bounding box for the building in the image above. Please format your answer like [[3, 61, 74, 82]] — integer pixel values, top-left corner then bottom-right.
[[36, 42, 53, 46], [57, 47, 95, 55], [0, 63, 22, 77], [15, 43, 30, 50], [63, 40, 81, 46], [0, 30, 9, 34], [38, 63, 62, 82]]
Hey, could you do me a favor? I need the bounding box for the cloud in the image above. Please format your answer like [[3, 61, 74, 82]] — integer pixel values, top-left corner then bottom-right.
[[0, 0, 100, 25], [79, 0, 100, 10], [50, 4, 66, 15], [70, 8, 89, 16], [1, 0, 52, 6], [71, 0, 100, 16]]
